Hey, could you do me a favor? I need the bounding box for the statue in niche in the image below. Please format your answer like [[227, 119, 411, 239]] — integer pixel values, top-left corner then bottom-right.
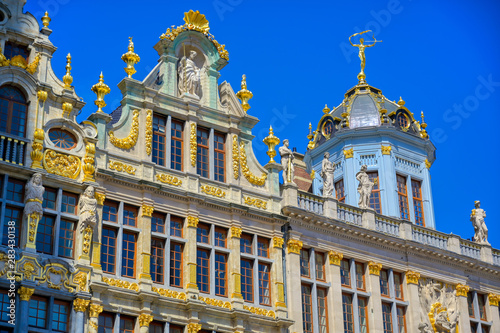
[[178, 50, 201, 97], [79, 186, 97, 232], [320, 152, 334, 197], [279, 139, 294, 184], [356, 165, 373, 209], [24, 173, 44, 218], [470, 200, 489, 245], [418, 278, 459, 333]]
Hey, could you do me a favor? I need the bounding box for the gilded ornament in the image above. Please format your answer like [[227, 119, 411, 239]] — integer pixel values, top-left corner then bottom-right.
[[151, 286, 187, 300], [405, 270, 420, 285], [343, 148, 354, 159], [82, 226, 92, 255], [63, 53, 73, 89], [43, 149, 81, 179], [240, 141, 267, 186], [368, 261, 382, 275], [381, 145, 392, 155], [39, 265, 74, 291], [89, 304, 103, 318], [145, 109, 152, 155], [0, 46, 9, 67], [190, 123, 197, 167], [272, 237, 284, 248], [199, 296, 232, 309], [30, 128, 44, 169], [109, 110, 140, 149], [91, 72, 111, 112], [236, 74, 253, 112], [275, 282, 286, 308], [94, 193, 105, 206], [62, 102, 73, 118], [142, 204, 154, 217], [230, 226, 242, 238], [156, 173, 182, 186], [310, 169, 316, 180], [37, 90, 48, 102], [82, 142, 96, 182], [243, 305, 276, 319], [455, 283, 470, 297], [73, 298, 90, 312], [328, 250, 343, 266], [488, 293, 500, 307], [187, 323, 203, 333], [425, 159, 431, 169], [42, 12, 51, 27], [287, 239, 303, 254], [121, 37, 141, 78], [349, 30, 381, 84], [263, 126, 280, 164], [25, 53, 41, 75], [102, 276, 139, 292], [10, 55, 27, 68], [19, 286, 35, 301], [243, 196, 268, 210], [200, 185, 226, 198], [72, 271, 88, 292], [21, 261, 36, 280], [138, 314, 154, 327], [108, 160, 136, 175], [187, 216, 199, 228], [28, 213, 39, 242], [232, 135, 239, 179]]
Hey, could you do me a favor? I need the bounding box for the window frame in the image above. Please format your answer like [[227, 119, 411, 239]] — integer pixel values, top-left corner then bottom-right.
[[0, 85, 28, 137]]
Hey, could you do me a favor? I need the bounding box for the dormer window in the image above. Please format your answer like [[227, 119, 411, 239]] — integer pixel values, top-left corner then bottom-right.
[[396, 113, 410, 130], [4, 42, 29, 62]]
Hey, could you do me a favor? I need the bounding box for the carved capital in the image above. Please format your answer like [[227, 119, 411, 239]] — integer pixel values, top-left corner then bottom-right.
[[139, 313, 154, 327], [328, 250, 343, 266], [19, 287, 35, 301], [343, 148, 354, 159], [94, 193, 105, 206], [455, 283, 470, 297], [405, 270, 420, 285], [73, 298, 90, 312], [230, 226, 242, 238], [141, 204, 154, 217], [488, 293, 500, 307], [37, 90, 48, 102], [368, 261, 382, 276], [287, 239, 303, 254], [272, 237, 284, 248], [89, 303, 104, 318], [187, 216, 199, 228], [187, 323, 202, 333], [381, 145, 392, 155], [425, 159, 431, 169]]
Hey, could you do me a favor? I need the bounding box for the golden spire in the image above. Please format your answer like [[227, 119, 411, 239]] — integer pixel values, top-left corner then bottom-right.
[[63, 53, 73, 89], [397, 96, 405, 106], [121, 37, 141, 79], [420, 111, 429, 139], [307, 123, 313, 140], [236, 74, 253, 113], [323, 104, 330, 114], [42, 12, 51, 28], [263, 126, 280, 164], [91, 72, 111, 112]]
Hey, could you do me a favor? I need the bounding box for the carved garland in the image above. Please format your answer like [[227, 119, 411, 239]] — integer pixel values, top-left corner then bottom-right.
[[190, 123, 197, 167], [108, 110, 140, 149], [152, 286, 186, 300], [102, 276, 139, 292], [43, 149, 81, 179], [145, 109, 152, 155], [199, 296, 232, 309], [156, 173, 182, 186], [239, 142, 267, 186], [243, 305, 276, 319], [109, 160, 136, 175], [200, 185, 226, 198], [243, 196, 267, 210], [232, 135, 239, 179]]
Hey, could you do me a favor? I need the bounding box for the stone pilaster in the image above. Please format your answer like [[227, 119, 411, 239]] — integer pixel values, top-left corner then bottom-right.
[[327, 251, 344, 332], [22, 212, 41, 252], [264, 162, 282, 197], [285, 236, 303, 333], [487, 293, 500, 328], [228, 226, 243, 308], [138, 203, 154, 282], [367, 262, 384, 333], [455, 284, 472, 333], [87, 112, 112, 150], [185, 216, 199, 297], [404, 271, 421, 331], [282, 183, 298, 208], [91, 192, 105, 271], [271, 236, 286, 317], [88, 303, 103, 333], [73, 298, 90, 333], [18, 286, 35, 333], [323, 196, 338, 219]]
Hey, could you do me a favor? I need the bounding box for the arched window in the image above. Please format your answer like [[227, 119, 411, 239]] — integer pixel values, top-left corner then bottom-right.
[[0, 85, 28, 137]]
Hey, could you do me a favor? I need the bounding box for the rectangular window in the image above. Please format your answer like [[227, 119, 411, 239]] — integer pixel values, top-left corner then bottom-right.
[[315, 252, 325, 281], [169, 325, 184, 333], [196, 127, 209, 178], [36, 215, 55, 254], [240, 233, 252, 254], [215, 252, 227, 296], [257, 237, 269, 258], [123, 205, 138, 227], [382, 303, 393, 333], [153, 114, 167, 166], [101, 227, 117, 274], [28, 296, 47, 329], [397, 175, 409, 220], [170, 215, 183, 237], [52, 300, 70, 332], [467, 292, 475, 317], [241, 259, 253, 302], [171, 119, 184, 171], [170, 242, 183, 288], [151, 212, 165, 233], [197, 249, 210, 293], [302, 284, 313, 333], [478, 294, 487, 320], [122, 232, 137, 278], [367, 171, 381, 214], [103, 200, 119, 223], [61, 191, 78, 215], [335, 179, 345, 203], [317, 288, 329, 333], [197, 223, 210, 244], [470, 323, 478, 333], [151, 238, 165, 284], [341, 259, 351, 287], [300, 249, 310, 277], [214, 132, 225, 182], [358, 297, 369, 333], [98, 312, 114, 332], [58, 219, 75, 258], [0, 290, 12, 323], [342, 293, 354, 333], [411, 179, 425, 226], [258, 263, 271, 306], [2, 207, 21, 246], [6, 178, 24, 202], [394, 272, 403, 300], [396, 306, 406, 333], [42, 187, 57, 210], [380, 269, 389, 297], [150, 322, 164, 333], [214, 227, 227, 248], [355, 262, 365, 290], [120, 315, 135, 333]]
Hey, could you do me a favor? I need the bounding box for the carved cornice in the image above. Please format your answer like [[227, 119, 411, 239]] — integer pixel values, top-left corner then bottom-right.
[[328, 250, 343, 265], [405, 270, 420, 285], [287, 239, 303, 254], [187, 216, 199, 228], [73, 298, 90, 312], [368, 261, 382, 275], [273, 237, 284, 248], [455, 283, 470, 297]]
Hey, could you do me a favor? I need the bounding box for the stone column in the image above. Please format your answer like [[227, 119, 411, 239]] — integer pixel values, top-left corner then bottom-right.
[[285, 237, 303, 333], [185, 216, 199, 297], [87, 112, 112, 150], [327, 250, 344, 332], [73, 298, 90, 333], [138, 313, 154, 333], [228, 226, 243, 309], [88, 303, 103, 333], [487, 293, 500, 328], [456, 284, 472, 333], [367, 261, 384, 333], [91, 193, 105, 271], [404, 271, 421, 331], [271, 236, 286, 318], [18, 286, 34, 333], [138, 204, 154, 282]]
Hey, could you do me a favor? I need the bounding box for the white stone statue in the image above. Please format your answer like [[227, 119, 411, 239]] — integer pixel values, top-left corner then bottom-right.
[[79, 186, 97, 232], [470, 200, 489, 245], [279, 139, 294, 183], [178, 50, 201, 97], [356, 165, 373, 209], [320, 152, 334, 197], [418, 279, 459, 333], [24, 173, 44, 218]]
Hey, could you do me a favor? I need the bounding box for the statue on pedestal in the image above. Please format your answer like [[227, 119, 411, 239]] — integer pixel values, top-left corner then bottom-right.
[[356, 165, 373, 209], [279, 139, 294, 183], [178, 50, 201, 97], [320, 152, 334, 197], [79, 186, 97, 232], [470, 200, 489, 245], [24, 173, 45, 218]]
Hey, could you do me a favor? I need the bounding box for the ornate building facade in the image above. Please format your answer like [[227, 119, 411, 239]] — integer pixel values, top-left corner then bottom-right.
[[0, 1, 498, 333]]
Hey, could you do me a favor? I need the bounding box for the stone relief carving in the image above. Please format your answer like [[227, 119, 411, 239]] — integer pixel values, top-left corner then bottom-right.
[[356, 165, 373, 209], [418, 279, 459, 333], [178, 50, 201, 97], [470, 200, 489, 245], [24, 173, 45, 218], [79, 186, 97, 232], [320, 152, 334, 197], [279, 139, 294, 184]]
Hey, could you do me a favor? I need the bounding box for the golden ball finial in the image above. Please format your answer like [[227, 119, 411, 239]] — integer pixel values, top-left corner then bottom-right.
[[63, 53, 73, 90], [236, 74, 253, 113], [121, 37, 140, 79], [263, 125, 280, 164], [323, 104, 330, 114], [42, 12, 51, 28]]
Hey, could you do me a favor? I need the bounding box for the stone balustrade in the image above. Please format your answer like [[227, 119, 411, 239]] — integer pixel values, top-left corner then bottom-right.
[[375, 216, 400, 237], [297, 190, 324, 215], [337, 203, 362, 226], [411, 225, 449, 250], [0, 133, 28, 166], [460, 240, 481, 259]]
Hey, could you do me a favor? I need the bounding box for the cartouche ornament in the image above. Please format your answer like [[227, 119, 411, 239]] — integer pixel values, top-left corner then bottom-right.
[[91, 72, 110, 112], [236, 74, 253, 113], [121, 37, 140, 79], [263, 126, 280, 164], [63, 53, 73, 89], [42, 12, 51, 28]]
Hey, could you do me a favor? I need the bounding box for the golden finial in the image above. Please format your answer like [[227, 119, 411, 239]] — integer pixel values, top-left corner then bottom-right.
[[121, 37, 141, 79], [340, 112, 349, 128], [307, 123, 313, 140], [42, 12, 51, 28], [63, 53, 73, 89], [263, 126, 280, 164], [397, 96, 405, 106], [323, 104, 330, 114], [91, 72, 111, 112], [348, 30, 381, 85], [419, 111, 429, 139], [236, 74, 253, 113]]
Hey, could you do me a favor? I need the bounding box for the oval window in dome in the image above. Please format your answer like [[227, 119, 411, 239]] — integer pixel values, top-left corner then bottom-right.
[[322, 119, 334, 138], [48, 129, 77, 150], [397, 113, 410, 130]]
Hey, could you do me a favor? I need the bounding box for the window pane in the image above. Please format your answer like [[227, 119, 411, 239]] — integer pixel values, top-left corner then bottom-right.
[[170, 215, 183, 237], [52, 300, 70, 332], [315, 252, 325, 281], [170, 242, 183, 287], [151, 213, 165, 233], [380, 269, 389, 296], [197, 223, 210, 244], [382, 303, 393, 333], [300, 249, 310, 277], [103, 200, 118, 223], [214, 227, 227, 248], [215, 253, 227, 296], [58, 220, 75, 258], [197, 249, 210, 293], [258, 263, 271, 306], [240, 234, 252, 254], [241, 259, 253, 302], [36, 215, 55, 254], [61, 192, 78, 215], [151, 238, 165, 284], [342, 293, 353, 333], [153, 114, 167, 166], [28, 297, 47, 329], [397, 175, 409, 220], [123, 205, 137, 227], [317, 288, 329, 333], [301, 285, 313, 333], [2, 207, 21, 247], [257, 237, 269, 257], [358, 297, 369, 333], [121, 232, 137, 278], [341, 259, 351, 287], [355, 262, 365, 290], [101, 228, 117, 274], [170, 119, 183, 171], [6, 178, 24, 203]]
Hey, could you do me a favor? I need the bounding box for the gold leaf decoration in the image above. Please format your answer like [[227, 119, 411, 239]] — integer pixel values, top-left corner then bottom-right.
[[156, 173, 182, 186], [232, 135, 239, 179], [109, 160, 136, 175], [239, 142, 267, 186], [145, 109, 152, 155], [43, 149, 81, 179], [200, 185, 226, 198], [109, 110, 139, 150], [190, 123, 197, 167]]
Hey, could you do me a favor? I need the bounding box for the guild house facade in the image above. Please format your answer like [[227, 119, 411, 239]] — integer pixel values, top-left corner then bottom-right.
[[0, 1, 498, 333]]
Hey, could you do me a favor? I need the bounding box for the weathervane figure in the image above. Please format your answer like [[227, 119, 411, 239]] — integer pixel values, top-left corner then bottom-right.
[[349, 30, 382, 84]]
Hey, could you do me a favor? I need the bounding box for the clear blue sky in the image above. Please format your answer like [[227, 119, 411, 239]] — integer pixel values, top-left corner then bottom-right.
[[24, 0, 500, 247]]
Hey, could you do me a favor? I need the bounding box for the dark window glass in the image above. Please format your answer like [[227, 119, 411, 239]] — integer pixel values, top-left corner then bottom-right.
[[103, 200, 118, 223], [302, 284, 313, 333], [98, 312, 114, 333], [101, 228, 117, 274], [49, 129, 77, 150], [257, 237, 269, 258], [58, 220, 75, 258], [123, 205, 137, 227], [2, 207, 21, 246], [335, 179, 345, 203], [197, 223, 210, 244], [214, 227, 227, 248], [0, 86, 28, 137], [170, 216, 183, 237], [28, 296, 47, 329], [215, 252, 227, 296], [170, 242, 183, 287], [42, 187, 57, 210], [36, 215, 55, 254], [197, 249, 210, 293], [241, 259, 253, 302], [61, 192, 77, 215], [171, 120, 183, 171], [196, 128, 209, 178], [258, 263, 271, 305], [151, 212, 165, 233], [214, 132, 225, 182], [52, 300, 70, 332], [153, 114, 166, 166], [6, 178, 24, 202], [240, 233, 252, 254], [151, 238, 164, 284], [121, 232, 136, 278]]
